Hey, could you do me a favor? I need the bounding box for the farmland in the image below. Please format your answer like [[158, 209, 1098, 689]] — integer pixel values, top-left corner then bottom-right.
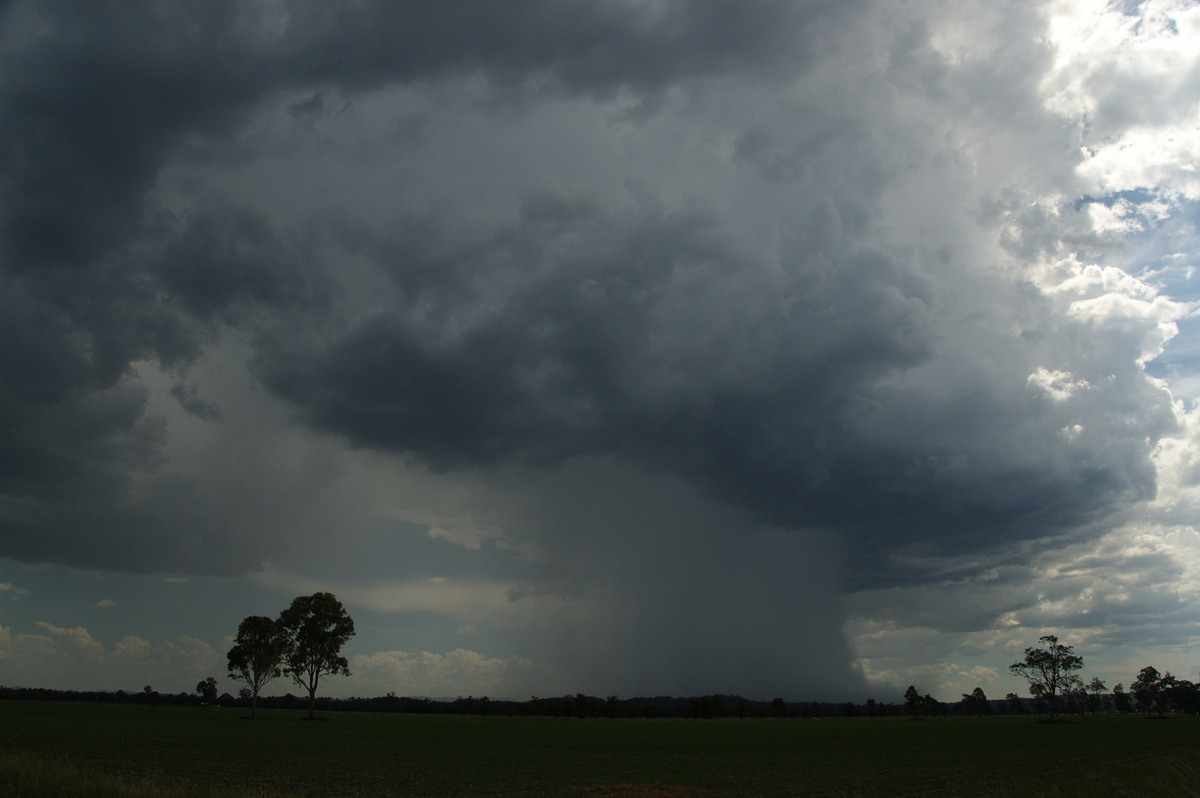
[[1, 701, 1197, 797]]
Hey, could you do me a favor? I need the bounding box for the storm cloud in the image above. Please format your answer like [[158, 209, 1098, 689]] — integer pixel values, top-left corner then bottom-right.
[[2, 1, 1198, 699]]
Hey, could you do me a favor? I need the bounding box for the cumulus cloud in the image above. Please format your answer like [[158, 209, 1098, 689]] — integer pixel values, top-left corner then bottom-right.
[[0, 621, 220, 691], [846, 520, 1200, 695], [1045, 0, 1200, 198], [35, 622, 106, 664], [352, 648, 538, 698]]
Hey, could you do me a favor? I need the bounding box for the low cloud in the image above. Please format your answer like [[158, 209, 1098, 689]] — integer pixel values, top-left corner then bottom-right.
[[0, 622, 220, 692], [352, 648, 539, 698]]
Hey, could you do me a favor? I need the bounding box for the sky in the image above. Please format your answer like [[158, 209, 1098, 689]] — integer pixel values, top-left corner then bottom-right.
[[2, 0, 1200, 704]]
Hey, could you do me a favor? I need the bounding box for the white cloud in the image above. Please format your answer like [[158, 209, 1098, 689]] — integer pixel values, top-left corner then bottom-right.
[[110, 636, 152, 664], [845, 622, 999, 699], [1151, 404, 1200, 516], [1038, 257, 1188, 363], [153, 636, 220, 676], [0, 621, 220, 692], [1027, 367, 1090, 401], [1045, 0, 1200, 199], [426, 520, 510, 551], [1086, 196, 1174, 235], [352, 648, 539, 698], [0, 582, 28, 599], [36, 622, 105, 664], [846, 519, 1200, 700]]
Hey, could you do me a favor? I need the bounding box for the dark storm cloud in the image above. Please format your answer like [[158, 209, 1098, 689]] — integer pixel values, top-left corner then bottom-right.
[[0, 190, 335, 571], [0, 0, 1182, 591], [270, 0, 861, 97], [0, 2, 272, 269], [0, 1, 313, 571], [3, 0, 829, 270], [0, 0, 859, 573], [169, 383, 221, 421], [157, 202, 332, 322], [258, 187, 1174, 584]]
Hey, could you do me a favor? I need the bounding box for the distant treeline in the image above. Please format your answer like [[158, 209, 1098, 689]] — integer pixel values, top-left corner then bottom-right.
[[0, 685, 1092, 719]]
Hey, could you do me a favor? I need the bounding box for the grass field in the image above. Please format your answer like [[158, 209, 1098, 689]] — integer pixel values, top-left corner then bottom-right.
[[1, 701, 1198, 797]]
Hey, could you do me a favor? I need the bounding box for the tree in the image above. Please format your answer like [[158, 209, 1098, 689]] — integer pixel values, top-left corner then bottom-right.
[[1112, 682, 1132, 714], [1166, 679, 1199, 714], [278, 592, 356, 719], [1008, 635, 1083, 721], [1132, 666, 1172, 716], [1064, 676, 1086, 715], [960, 687, 989, 716], [227, 615, 287, 719], [196, 676, 218, 707], [1085, 676, 1107, 714], [904, 685, 922, 718]]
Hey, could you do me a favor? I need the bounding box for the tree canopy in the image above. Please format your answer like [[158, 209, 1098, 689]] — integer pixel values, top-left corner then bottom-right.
[[278, 592, 356, 719], [227, 615, 287, 719], [1008, 634, 1083, 720], [195, 676, 218, 706], [960, 686, 989, 716], [1132, 666, 1173, 716]]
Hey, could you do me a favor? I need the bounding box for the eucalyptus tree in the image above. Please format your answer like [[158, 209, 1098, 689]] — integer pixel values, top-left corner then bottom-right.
[[903, 685, 922, 718], [1085, 676, 1108, 714], [1131, 665, 1173, 716], [278, 592, 356, 719], [1112, 682, 1133, 713], [195, 676, 218, 707], [960, 687, 989, 716], [227, 615, 287, 718], [1008, 635, 1083, 721]]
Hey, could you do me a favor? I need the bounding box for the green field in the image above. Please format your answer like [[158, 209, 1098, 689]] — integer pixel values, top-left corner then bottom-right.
[[1, 701, 1198, 797]]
